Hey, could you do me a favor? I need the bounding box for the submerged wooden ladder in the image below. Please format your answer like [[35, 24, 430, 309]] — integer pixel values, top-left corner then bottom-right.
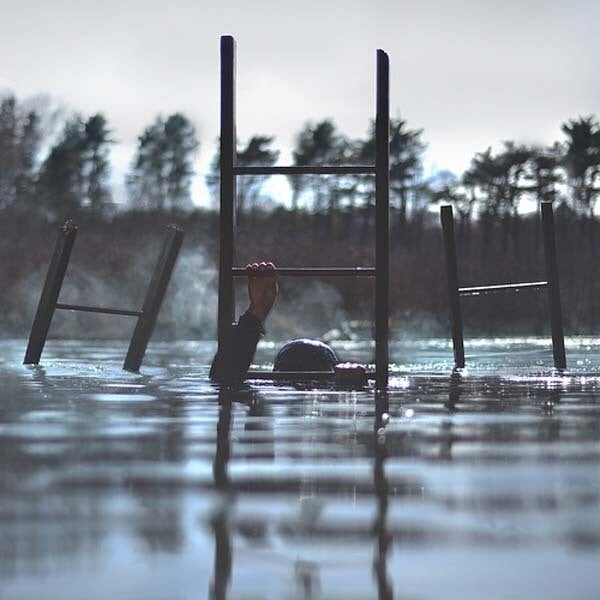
[[440, 201, 566, 370], [24, 220, 184, 372], [217, 35, 391, 387]]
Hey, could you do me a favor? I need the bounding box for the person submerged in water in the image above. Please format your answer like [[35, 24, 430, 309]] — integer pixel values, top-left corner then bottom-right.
[[209, 262, 366, 386]]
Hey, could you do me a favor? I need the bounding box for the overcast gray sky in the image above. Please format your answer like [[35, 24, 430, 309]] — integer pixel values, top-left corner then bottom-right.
[[1, 0, 598, 205]]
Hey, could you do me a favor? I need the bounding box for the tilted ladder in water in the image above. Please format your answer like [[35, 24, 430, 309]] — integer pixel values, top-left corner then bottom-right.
[[440, 201, 567, 370], [217, 35, 391, 388], [24, 220, 184, 372]]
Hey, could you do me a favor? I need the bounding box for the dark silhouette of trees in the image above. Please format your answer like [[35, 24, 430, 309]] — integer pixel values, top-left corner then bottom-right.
[[127, 113, 198, 211], [37, 113, 113, 218], [288, 120, 349, 214], [4, 92, 600, 334], [3, 90, 600, 274], [237, 135, 279, 211], [353, 117, 426, 237], [462, 143, 531, 252], [528, 143, 563, 206], [500, 143, 531, 213], [0, 95, 42, 209], [206, 135, 279, 213], [464, 148, 503, 218], [497, 142, 531, 250], [164, 114, 199, 209], [285, 117, 426, 238], [430, 170, 474, 245], [37, 117, 86, 217], [561, 116, 600, 217], [0, 96, 19, 208], [127, 118, 163, 209], [205, 144, 219, 204], [84, 114, 113, 214], [388, 118, 426, 229], [14, 109, 41, 207]]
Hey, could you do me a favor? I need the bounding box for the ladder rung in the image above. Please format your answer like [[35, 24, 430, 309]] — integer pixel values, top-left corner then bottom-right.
[[232, 267, 376, 277], [234, 165, 376, 176], [55, 303, 143, 317], [246, 370, 376, 381], [459, 281, 548, 296]]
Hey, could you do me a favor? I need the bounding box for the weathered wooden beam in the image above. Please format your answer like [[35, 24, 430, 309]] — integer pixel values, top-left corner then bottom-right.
[[440, 206, 465, 369], [24, 220, 77, 364], [541, 201, 567, 369], [123, 225, 184, 372], [375, 49, 390, 389], [217, 34, 236, 354]]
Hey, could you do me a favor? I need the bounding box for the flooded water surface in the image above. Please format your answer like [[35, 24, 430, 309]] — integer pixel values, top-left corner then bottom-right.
[[1, 338, 600, 599]]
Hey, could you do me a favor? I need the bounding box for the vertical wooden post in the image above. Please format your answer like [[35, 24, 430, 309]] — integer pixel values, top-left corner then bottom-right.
[[218, 35, 236, 352], [24, 221, 77, 364], [541, 201, 567, 369], [123, 225, 184, 372], [375, 49, 390, 389], [440, 205, 465, 369]]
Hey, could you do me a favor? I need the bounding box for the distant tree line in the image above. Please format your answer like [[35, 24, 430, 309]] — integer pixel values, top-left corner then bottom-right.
[[2, 91, 600, 337], [434, 119, 600, 252], [0, 94, 199, 219], [1, 93, 599, 234]]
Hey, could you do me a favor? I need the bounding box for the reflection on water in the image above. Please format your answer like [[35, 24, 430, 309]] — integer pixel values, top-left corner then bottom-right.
[[1, 338, 600, 599]]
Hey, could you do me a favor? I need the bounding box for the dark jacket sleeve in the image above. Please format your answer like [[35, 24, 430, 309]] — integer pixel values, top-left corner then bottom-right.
[[209, 311, 265, 383]]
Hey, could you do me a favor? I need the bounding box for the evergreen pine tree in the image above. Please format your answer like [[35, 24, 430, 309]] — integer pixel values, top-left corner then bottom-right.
[[128, 113, 198, 211]]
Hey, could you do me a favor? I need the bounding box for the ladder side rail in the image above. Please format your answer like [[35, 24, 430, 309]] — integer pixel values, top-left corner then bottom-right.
[[123, 226, 184, 372], [24, 221, 77, 364], [217, 35, 237, 351], [440, 205, 466, 369], [375, 49, 390, 389], [541, 201, 567, 369]]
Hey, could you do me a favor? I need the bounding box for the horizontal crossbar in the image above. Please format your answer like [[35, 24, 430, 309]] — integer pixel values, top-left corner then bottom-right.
[[459, 281, 548, 296], [55, 303, 142, 317], [234, 165, 376, 176], [232, 267, 376, 277], [246, 370, 376, 381]]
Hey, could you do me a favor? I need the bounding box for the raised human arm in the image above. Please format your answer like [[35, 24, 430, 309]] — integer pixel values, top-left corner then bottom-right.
[[209, 262, 278, 383]]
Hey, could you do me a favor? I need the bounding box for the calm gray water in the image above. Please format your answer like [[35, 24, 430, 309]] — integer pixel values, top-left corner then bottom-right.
[[1, 337, 600, 599]]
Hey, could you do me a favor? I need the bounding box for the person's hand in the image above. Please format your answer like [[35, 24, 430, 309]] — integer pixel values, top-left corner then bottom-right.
[[334, 362, 368, 388], [246, 262, 278, 323]]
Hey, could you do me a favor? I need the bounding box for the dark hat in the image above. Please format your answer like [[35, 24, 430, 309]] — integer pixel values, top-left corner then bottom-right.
[[273, 339, 338, 372]]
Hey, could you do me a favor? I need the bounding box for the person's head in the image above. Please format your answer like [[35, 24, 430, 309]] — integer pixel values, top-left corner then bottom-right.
[[273, 339, 338, 372]]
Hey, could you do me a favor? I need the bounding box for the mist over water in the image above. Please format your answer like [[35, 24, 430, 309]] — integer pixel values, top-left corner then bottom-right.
[[162, 250, 219, 339], [1, 337, 600, 599], [6, 240, 382, 342]]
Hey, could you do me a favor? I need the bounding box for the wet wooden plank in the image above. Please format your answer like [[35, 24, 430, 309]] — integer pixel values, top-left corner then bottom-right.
[[123, 226, 184, 372], [24, 221, 77, 364]]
